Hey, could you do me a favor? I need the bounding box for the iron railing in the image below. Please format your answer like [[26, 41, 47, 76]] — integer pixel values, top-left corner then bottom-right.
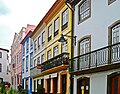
[[41, 53, 69, 72], [70, 42, 120, 72]]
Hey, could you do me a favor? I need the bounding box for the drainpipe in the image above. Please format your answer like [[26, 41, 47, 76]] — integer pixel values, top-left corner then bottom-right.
[[64, 1, 74, 94]]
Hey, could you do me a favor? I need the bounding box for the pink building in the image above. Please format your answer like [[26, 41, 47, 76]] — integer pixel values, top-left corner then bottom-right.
[[11, 24, 35, 89]]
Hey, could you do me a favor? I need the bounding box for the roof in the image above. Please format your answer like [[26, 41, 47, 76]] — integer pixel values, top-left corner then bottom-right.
[[20, 31, 32, 44], [30, 0, 62, 38], [0, 48, 9, 52]]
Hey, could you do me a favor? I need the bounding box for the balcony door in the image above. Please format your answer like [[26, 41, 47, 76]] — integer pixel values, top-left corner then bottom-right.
[[53, 77, 58, 94], [111, 75, 120, 94], [77, 77, 90, 94], [61, 74, 67, 94], [79, 36, 91, 69], [111, 24, 120, 62]]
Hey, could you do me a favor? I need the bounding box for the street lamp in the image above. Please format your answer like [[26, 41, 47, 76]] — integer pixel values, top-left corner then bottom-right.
[[58, 34, 76, 46]]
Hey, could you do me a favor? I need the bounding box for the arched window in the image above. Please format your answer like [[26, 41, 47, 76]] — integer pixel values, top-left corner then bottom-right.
[[0, 63, 2, 72]]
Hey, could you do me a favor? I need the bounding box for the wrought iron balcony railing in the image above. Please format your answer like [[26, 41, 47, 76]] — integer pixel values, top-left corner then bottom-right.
[[39, 53, 69, 72], [70, 42, 120, 72]]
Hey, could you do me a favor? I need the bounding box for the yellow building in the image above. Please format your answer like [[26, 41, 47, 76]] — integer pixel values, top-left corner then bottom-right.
[[30, 0, 73, 93]]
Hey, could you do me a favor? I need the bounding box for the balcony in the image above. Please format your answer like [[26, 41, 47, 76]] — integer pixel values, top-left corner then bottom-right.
[[70, 42, 120, 75], [30, 67, 42, 77], [38, 53, 69, 72]]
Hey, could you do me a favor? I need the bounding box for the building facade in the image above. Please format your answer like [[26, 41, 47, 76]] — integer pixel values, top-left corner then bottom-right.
[[11, 24, 35, 89], [30, 0, 73, 94], [0, 48, 11, 84], [21, 30, 35, 94], [69, 0, 120, 94]]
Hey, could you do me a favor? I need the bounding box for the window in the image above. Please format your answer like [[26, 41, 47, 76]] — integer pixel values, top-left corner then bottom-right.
[[17, 55, 19, 64], [48, 25, 52, 41], [79, 38, 90, 55], [26, 40, 29, 53], [111, 23, 120, 61], [62, 41, 68, 53], [34, 59, 36, 67], [78, 0, 90, 23], [53, 45, 59, 57], [26, 56, 28, 72], [0, 52, 2, 58], [30, 39, 33, 50], [42, 31, 45, 47], [37, 56, 40, 64], [41, 54, 45, 63], [78, 36, 91, 69], [22, 44, 25, 56], [77, 77, 90, 94], [38, 36, 41, 50], [30, 52, 33, 68], [54, 18, 59, 36], [0, 63, 2, 72], [47, 50, 51, 60], [22, 59, 24, 73], [34, 40, 37, 52], [108, 0, 116, 5], [112, 24, 120, 44], [62, 9, 68, 30]]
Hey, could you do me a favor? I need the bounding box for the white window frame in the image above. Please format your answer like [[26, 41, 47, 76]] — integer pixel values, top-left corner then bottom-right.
[[53, 45, 59, 57], [78, 0, 90, 22]]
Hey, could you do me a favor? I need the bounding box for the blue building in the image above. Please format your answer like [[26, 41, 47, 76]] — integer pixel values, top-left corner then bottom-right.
[[21, 31, 34, 94]]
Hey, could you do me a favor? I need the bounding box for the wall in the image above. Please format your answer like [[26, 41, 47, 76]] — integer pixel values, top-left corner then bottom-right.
[[0, 49, 11, 83], [74, 0, 120, 57]]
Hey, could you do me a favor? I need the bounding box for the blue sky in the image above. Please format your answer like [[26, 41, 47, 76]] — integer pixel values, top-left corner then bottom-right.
[[0, 0, 56, 50]]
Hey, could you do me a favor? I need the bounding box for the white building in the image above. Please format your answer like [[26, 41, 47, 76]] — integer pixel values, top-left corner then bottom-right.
[[0, 48, 11, 84], [68, 0, 120, 94]]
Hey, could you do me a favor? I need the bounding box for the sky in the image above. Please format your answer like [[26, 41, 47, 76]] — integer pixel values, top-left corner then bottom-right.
[[0, 0, 56, 50]]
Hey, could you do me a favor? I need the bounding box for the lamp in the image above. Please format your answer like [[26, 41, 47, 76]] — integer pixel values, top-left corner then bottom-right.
[[58, 34, 76, 45]]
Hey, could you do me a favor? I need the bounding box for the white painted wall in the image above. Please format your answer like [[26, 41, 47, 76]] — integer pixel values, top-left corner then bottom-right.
[[74, 0, 120, 57], [74, 68, 120, 94], [0, 49, 11, 83]]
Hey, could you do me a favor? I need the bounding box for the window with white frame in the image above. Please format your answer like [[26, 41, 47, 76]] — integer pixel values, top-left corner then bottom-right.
[[23, 44, 25, 56], [62, 9, 68, 30], [34, 59, 36, 67], [54, 18, 59, 36], [48, 25, 52, 41], [78, 0, 90, 22], [47, 50, 51, 60], [41, 54, 45, 63], [26, 56, 28, 72], [30, 52, 33, 68], [34, 40, 37, 52], [30, 39, 33, 49], [42, 31, 45, 47], [53, 45, 59, 57], [0, 52, 2, 58], [79, 38, 90, 55], [26, 39, 29, 53], [22, 59, 24, 73], [38, 36, 41, 49], [0, 63, 2, 72], [62, 41, 68, 53], [37, 56, 40, 64], [111, 24, 120, 60], [112, 24, 120, 44]]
